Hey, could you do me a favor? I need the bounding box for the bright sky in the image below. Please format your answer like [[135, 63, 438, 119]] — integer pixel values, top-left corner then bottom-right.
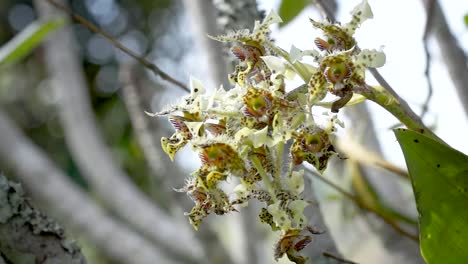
[[258, 0, 468, 167]]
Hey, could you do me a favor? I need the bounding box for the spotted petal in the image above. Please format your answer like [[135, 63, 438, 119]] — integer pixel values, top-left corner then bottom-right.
[[344, 0, 374, 35], [189, 76, 205, 97], [289, 200, 309, 228], [268, 201, 292, 230], [285, 170, 305, 195], [356, 48, 386, 68]]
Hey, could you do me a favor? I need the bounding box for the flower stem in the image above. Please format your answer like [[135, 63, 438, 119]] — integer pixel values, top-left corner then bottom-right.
[[275, 142, 284, 181], [268, 45, 310, 83], [250, 154, 273, 191], [358, 85, 445, 144]]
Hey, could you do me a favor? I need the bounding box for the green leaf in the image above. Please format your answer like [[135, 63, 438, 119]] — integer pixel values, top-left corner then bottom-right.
[[278, 0, 309, 28], [394, 128, 468, 264], [0, 18, 66, 67], [464, 14, 468, 28]]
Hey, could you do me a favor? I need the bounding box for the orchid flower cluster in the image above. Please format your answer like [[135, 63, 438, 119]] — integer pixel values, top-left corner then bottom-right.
[[153, 0, 385, 263]]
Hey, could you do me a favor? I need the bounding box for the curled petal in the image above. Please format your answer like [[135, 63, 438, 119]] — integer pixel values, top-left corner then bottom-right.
[[294, 236, 312, 252], [168, 116, 190, 134], [314, 37, 332, 51], [204, 122, 226, 136], [161, 135, 188, 161], [231, 46, 247, 61], [205, 171, 227, 189]]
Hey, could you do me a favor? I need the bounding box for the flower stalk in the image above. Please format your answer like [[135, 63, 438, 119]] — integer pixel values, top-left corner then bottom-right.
[[152, 0, 439, 262]]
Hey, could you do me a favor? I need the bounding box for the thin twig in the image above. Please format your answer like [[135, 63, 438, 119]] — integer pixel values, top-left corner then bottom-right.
[[422, 0, 468, 118], [323, 251, 359, 264], [42, 0, 190, 92], [314, 0, 336, 23], [337, 137, 409, 180], [420, 0, 436, 119], [305, 169, 419, 242]]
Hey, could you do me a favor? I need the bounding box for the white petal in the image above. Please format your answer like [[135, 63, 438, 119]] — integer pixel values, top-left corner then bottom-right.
[[185, 122, 204, 136], [285, 170, 305, 195], [290, 45, 303, 62], [189, 76, 205, 97], [344, 0, 374, 34], [263, 10, 283, 26], [356, 48, 386, 68], [234, 127, 253, 142], [267, 201, 291, 230], [251, 126, 269, 148], [261, 56, 287, 73], [233, 184, 250, 201], [290, 45, 321, 62], [289, 200, 309, 228], [351, 0, 373, 19]]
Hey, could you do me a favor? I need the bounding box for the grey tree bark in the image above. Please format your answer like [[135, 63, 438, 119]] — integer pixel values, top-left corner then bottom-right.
[[183, 0, 229, 89], [0, 174, 86, 264], [0, 110, 178, 264], [33, 0, 204, 261], [120, 64, 189, 210]]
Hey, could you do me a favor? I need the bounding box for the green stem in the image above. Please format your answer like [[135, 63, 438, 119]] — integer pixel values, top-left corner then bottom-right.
[[358, 85, 444, 144], [268, 45, 310, 83], [275, 142, 284, 182], [250, 154, 273, 191]]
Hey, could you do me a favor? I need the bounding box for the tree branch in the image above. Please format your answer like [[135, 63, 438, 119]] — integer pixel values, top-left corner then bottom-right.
[[337, 136, 409, 180], [0, 110, 177, 264], [119, 64, 185, 207], [0, 174, 86, 264], [42, 0, 189, 92], [422, 0, 468, 117], [33, 0, 203, 261], [305, 169, 419, 242], [183, 0, 229, 89], [420, 0, 436, 119]]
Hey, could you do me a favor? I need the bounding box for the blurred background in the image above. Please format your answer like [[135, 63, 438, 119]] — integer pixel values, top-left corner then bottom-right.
[[0, 0, 466, 263]]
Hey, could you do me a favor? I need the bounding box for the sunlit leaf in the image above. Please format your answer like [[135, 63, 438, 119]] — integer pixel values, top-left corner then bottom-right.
[[395, 128, 468, 264], [278, 0, 308, 28], [0, 18, 66, 66]]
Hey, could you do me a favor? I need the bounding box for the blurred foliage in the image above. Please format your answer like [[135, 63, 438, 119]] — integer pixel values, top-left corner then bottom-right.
[[464, 13, 468, 28], [278, 0, 309, 28], [0, 18, 65, 66], [0, 0, 184, 205], [0, 3, 194, 263], [395, 129, 468, 264]]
